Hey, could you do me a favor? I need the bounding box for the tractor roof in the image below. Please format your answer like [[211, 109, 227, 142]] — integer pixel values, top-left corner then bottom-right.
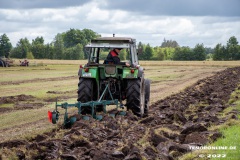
[[92, 37, 135, 42], [86, 37, 136, 48]]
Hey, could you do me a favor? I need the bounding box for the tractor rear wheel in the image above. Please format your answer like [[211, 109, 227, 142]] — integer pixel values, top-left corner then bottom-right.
[[126, 78, 145, 117], [77, 78, 97, 114], [0, 60, 5, 67]]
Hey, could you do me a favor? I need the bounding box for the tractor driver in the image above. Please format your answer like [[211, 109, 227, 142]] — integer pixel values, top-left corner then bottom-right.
[[104, 48, 130, 66]]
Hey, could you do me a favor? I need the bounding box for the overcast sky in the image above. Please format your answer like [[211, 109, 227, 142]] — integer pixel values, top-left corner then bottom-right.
[[0, 0, 239, 48]]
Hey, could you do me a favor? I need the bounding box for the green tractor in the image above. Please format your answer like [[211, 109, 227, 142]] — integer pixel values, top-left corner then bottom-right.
[[48, 37, 150, 126]]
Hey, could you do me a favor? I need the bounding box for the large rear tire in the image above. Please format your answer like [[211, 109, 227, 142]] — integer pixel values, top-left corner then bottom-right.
[[126, 78, 145, 117], [77, 78, 97, 114], [0, 60, 5, 67]]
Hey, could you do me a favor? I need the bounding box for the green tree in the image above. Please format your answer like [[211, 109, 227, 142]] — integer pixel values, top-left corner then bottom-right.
[[227, 36, 238, 46], [64, 47, 74, 60], [31, 36, 45, 59], [227, 36, 239, 60], [62, 28, 99, 59], [163, 47, 175, 60], [76, 43, 84, 60], [26, 51, 34, 59], [0, 34, 12, 58], [64, 43, 84, 60], [151, 47, 159, 60], [212, 44, 226, 60], [53, 34, 64, 59], [152, 47, 164, 60], [161, 38, 179, 48], [10, 38, 31, 58], [172, 47, 192, 61], [157, 48, 165, 60], [82, 28, 100, 43], [137, 41, 145, 60], [63, 28, 84, 48], [32, 36, 44, 45], [144, 43, 153, 60], [206, 53, 213, 60], [45, 43, 55, 59], [193, 43, 206, 60], [205, 47, 214, 54]]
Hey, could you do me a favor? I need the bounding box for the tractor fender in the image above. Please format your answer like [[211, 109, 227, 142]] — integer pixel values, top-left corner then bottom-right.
[[78, 68, 82, 77], [137, 66, 144, 78]]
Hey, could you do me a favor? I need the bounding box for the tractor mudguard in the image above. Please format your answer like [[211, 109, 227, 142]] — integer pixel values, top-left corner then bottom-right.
[[123, 68, 139, 79], [78, 68, 82, 77], [81, 67, 99, 79], [137, 67, 144, 78]]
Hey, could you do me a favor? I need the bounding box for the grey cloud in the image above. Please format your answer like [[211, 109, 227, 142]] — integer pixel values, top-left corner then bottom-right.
[[0, 0, 91, 9], [0, 0, 239, 48], [201, 17, 240, 24], [103, 0, 240, 17]]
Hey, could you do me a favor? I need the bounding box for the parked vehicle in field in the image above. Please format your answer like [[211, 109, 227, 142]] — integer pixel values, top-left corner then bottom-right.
[[20, 59, 29, 66], [0, 56, 14, 67]]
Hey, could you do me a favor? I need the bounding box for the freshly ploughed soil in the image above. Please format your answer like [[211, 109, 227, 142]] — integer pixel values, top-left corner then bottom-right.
[[1, 67, 240, 160]]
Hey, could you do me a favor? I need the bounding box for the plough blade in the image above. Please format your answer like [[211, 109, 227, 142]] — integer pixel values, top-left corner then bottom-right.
[[48, 99, 126, 126]]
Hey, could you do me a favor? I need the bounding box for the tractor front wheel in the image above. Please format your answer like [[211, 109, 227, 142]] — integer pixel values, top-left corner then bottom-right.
[[126, 78, 145, 117]]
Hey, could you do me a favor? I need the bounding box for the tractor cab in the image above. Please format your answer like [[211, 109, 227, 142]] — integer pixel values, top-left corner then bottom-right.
[[79, 37, 143, 81], [85, 37, 139, 66]]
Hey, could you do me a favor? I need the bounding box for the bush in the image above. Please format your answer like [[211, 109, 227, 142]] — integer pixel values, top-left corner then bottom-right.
[[27, 51, 34, 59]]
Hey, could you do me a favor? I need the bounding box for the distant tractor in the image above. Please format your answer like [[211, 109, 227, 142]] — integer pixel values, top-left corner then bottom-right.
[[20, 59, 29, 66], [48, 36, 150, 126], [0, 56, 14, 67]]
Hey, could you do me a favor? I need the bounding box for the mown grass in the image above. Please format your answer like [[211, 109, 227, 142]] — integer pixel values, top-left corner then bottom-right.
[[0, 64, 78, 82], [0, 65, 78, 98], [0, 103, 14, 109], [0, 80, 77, 98], [0, 106, 53, 130]]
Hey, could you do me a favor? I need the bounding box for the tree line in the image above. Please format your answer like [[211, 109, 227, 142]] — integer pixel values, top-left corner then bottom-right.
[[0, 28, 99, 60], [0, 28, 239, 61], [137, 36, 240, 61]]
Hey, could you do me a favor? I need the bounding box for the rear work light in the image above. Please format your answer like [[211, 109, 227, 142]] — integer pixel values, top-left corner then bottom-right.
[[48, 111, 52, 122], [84, 68, 89, 72], [131, 69, 135, 74]]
